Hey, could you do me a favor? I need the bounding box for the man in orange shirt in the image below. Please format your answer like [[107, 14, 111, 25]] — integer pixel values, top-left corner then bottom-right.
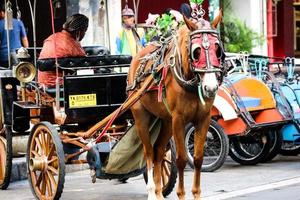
[[38, 14, 89, 87]]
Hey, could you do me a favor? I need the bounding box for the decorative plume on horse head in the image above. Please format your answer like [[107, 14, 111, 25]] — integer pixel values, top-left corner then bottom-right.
[[127, 0, 225, 199]]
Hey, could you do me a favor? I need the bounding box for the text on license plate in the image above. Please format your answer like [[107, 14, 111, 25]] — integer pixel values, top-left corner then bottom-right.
[[69, 94, 97, 108]]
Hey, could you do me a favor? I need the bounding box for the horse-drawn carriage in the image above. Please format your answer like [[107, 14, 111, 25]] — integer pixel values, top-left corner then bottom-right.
[[0, 0, 228, 199], [0, 51, 178, 199]]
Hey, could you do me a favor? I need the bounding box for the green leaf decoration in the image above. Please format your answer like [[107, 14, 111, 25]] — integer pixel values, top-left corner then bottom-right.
[[157, 14, 173, 32], [145, 13, 184, 41], [190, 0, 204, 4]]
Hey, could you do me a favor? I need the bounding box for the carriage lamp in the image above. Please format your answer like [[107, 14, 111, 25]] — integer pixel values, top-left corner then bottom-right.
[[13, 62, 36, 101], [13, 62, 36, 83]]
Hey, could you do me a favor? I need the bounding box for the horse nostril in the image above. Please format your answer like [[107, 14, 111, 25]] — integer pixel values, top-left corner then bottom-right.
[[204, 85, 208, 92], [204, 85, 218, 94]]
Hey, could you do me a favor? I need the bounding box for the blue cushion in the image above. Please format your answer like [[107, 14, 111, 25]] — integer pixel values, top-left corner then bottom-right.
[[240, 97, 261, 108]]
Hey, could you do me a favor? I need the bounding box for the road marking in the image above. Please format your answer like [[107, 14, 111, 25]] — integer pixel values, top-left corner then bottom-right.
[[202, 176, 300, 200]]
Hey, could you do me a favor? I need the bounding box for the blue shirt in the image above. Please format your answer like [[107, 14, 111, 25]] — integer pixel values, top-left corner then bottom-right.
[[0, 19, 27, 61]]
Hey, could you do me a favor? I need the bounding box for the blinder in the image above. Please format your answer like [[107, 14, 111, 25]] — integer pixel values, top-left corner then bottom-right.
[[187, 29, 226, 85], [188, 29, 225, 73]]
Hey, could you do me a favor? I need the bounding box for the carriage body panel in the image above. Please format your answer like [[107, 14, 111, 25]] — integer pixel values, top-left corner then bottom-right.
[[275, 81, 300, 142], [212, 73, 286, 135], [63, 73, 128, 125]]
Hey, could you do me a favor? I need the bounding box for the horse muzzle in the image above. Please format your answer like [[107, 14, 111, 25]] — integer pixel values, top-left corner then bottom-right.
[[203, 84, 218, 98]]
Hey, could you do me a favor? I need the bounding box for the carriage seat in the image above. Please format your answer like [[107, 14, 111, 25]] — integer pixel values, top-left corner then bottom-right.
[[36, 55, 132, 72]]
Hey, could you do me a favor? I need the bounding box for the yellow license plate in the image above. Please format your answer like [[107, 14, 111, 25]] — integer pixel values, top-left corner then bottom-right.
[[69, 94, 97, 108]]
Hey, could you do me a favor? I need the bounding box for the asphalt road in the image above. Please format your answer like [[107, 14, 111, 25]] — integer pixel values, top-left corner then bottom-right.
[[1, 155, 300, 200]]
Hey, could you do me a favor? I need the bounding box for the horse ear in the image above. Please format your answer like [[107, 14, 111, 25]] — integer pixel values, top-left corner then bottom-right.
[[211, 9, 222, 29], [183, 15, 197, 31]]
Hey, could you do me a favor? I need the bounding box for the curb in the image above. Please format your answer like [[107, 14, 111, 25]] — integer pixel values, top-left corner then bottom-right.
[[11, 157, 89, 182]]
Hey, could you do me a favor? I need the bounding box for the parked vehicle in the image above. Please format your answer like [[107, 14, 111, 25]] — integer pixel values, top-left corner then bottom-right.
[[184, 53, 289, 170]]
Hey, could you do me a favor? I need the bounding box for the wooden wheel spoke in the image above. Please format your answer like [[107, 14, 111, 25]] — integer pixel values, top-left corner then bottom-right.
[[31, 150, 40, 158], [161, 166, 167, 186], [35, 172, 43, 187], [163, 157, 172, 165], [44, 172, 53, 197], [163, 150, 172, 164], [48, 166, 58, 175], [41, 173, 46, 195], [40, 131, 47, 155], [48, 145, 55, 160], [35, 137, 43, 154], [163, 162, 170, 177], [48, 156, 58, 165], [46, 170, 57, 190], [0, 141, 5, 180]]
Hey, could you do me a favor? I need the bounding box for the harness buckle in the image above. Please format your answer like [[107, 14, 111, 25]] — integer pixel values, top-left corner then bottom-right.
[[169, 55, 176, 67]]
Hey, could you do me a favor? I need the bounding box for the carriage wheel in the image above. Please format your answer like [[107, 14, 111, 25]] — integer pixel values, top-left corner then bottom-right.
[[27, 122, 65, 200], [143, 139, 177, 197], [0, 126, 12, 190], [280, 143, 300, 156], [185, 120, 229, 172], [229, 131, 272, 165], [261, 130, 282, 162]]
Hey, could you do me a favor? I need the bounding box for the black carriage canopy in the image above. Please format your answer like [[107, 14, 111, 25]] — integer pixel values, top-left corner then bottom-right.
[[36, 55, 132, 71]]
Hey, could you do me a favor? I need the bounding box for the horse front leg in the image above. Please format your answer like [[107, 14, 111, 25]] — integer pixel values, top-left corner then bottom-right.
[[192, 116, 210, 200], [131, 105, 157, 200], [153, 120, 172, 200], [172, 116, 188, 200]]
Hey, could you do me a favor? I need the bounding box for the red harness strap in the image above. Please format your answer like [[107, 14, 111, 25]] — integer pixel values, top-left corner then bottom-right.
[[94, 92, 134, 143], [157, 65, 169, 102], [147, 65, 169, 102]]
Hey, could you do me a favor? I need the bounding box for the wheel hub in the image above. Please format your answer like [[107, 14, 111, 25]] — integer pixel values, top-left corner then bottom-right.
[[29, 156, 48, 172]]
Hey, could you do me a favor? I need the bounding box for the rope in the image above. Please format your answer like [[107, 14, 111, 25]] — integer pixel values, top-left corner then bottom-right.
[[49, 0, 60, 110], [94, 91, 135, 143]]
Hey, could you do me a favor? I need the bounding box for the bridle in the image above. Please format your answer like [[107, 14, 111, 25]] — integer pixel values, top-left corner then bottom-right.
[[188, 29, 225, 74], [169, 28, 226, 92]]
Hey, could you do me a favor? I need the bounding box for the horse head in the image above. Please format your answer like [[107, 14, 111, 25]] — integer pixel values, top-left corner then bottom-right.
[[175, 10, 225, 101]]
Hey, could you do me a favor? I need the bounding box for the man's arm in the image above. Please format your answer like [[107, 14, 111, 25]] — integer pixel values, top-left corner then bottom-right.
[[19, 20, 28, 47], [21, 36, 29, 48]]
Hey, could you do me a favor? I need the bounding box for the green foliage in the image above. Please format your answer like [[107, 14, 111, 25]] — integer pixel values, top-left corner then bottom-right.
[[222, 0, 264, 53], [145, 13, 183, 41], [157, 14, 173, 34], [223, 15, 264, 53], [190, 0, 204, 4]]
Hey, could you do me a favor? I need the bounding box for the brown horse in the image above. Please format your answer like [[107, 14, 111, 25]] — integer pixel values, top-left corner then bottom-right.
[[127, 11, 224, 200]]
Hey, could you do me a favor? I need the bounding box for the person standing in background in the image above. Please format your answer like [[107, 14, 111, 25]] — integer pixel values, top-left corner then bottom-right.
[[0, 3, 28, 68], [115, 5, 146, 56]]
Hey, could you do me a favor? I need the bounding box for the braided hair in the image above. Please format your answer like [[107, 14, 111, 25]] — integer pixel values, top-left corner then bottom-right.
[[63, 14, 89, 33]]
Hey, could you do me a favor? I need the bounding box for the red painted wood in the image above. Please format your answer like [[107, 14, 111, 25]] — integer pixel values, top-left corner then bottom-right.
[[273, 0, 294, 57]]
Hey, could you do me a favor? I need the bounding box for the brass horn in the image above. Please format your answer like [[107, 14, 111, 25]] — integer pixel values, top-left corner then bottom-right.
[[13, 62, 36, 83]]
